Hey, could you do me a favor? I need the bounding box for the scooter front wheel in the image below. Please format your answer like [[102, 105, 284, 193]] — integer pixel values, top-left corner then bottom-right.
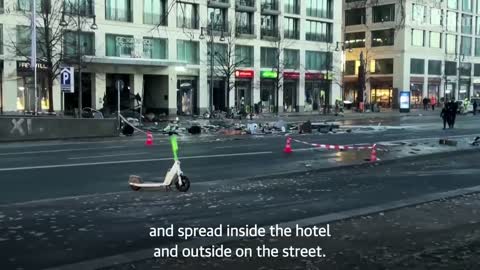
[[175, 175, 190, 192], [129, 175, 142, 191]]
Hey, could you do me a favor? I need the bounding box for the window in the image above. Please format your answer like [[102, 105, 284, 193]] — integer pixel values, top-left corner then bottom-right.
[[305, 20, 332, 42], [284, 0, 299, 14], [445, 61, 457, 75], [461, 36, 472, 56], [430, 32, 442, 48], [345, 32, 365, 48], [64, 0, 95, 16], [345, 8, 365, 26], [235, 45, 253, 67], [460, 63, 471, 76], [476, 38, 480, 56], [410, 59, 425, 74], [208, 7, 227, 32], [144, 0, 166, 25], [371, 29, 395, 47], [17, 0, 43, 12], [64, 31, 95, 57], [305, 51, 331, 70], [431, 8, 442, 26], [177, 40, 199, 64], [474, 64, 480, 76], [106, 34, 133, 57], [261, 47, 278, 68], [16, 25, 46, 57], [177, 2, 198, 29], [446, 34, 457, 54], [207, 43, 227, 66], [106, 0, 133, 22], [373, 4, 395, 23], [476, 17, 480, 35], [411, 29, 425, 47], [448, 0, 458, 9], [0, 24, 3, 55], [345, 61, 356, 75], [284, 17, 299, 39], [306, 0, 332, 19], [284, 49, 299, 69], [236, 12, 254, 35], [462, 15, 472, 34], [462, 0, 472, 12], [371, 59, 393, 74], [261, 15, 278, 38], [143, 37, 167, 59], [428, 60, 442, 75], [447, 11, 457, 32], [412, 4, 426, 23]]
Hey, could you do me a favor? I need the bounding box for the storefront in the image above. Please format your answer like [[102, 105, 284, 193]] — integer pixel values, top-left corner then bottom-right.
[[260, 71, 278, 113], [445, 82, 455, 101], [458, 80, 470, 101], [370, 78, 393, 109], [283, 72, 299, 112], [410, 77, 423, 108], [427, 78, 441, 103], [235, 70, 254, 113], [304, 73, 326, 112], [177, 77, 198, 116], [473, 82, 480, 97], [16, 61, 49, 114]]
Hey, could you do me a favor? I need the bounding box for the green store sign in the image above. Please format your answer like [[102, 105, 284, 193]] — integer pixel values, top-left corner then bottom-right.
[[261, 71, 278, 79]]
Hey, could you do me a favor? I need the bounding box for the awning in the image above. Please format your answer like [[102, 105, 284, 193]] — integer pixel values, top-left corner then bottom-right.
[[82, 56, 188, 67]]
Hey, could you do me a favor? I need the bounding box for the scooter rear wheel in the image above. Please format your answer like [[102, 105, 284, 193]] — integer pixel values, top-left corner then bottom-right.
[[175, 175, 190, 192], [129, 176, 142, 191]]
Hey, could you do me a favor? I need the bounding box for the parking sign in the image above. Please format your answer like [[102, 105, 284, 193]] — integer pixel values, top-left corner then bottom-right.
[[60, 67, 75, 93]]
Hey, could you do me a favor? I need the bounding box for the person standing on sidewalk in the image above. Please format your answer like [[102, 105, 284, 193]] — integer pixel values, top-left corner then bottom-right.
[[473, 100, 478, 115], [441, 106, 448, 129], [431, 96, 437, 111], [423, 97, 429, 110]]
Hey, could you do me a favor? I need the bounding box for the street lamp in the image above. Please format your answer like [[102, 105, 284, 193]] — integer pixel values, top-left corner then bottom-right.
[[60, 2, 98, 118], [199, 20, 225, 113]]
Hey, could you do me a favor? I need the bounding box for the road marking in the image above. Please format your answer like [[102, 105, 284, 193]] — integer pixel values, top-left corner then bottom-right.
[[214, 143, 267, 149], [0, 151, 273, 172], [43, 185, 480, 270], [68, 152, 148, 160], [0, 146, 126, 156]]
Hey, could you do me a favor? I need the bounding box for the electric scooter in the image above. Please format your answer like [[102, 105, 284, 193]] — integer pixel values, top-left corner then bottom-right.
[[129, 160, 190, 192]]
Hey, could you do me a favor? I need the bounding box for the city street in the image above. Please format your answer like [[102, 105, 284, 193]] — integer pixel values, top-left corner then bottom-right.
[[0, 113, 479, 270]]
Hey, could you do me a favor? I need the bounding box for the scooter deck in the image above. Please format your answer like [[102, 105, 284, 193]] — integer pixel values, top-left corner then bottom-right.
[[129, 182, 168, 188]]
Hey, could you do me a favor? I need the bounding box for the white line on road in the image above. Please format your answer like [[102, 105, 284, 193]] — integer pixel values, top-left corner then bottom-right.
[[0, 151, 273, 172], [67, 152, 148, 160], [0, 146, 126, 156], [214, 143, 267, 149]]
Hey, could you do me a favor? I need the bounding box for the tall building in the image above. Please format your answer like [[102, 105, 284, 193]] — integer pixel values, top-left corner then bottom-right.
[[0, 0, 343, 116], [343, 0, 480, 109]]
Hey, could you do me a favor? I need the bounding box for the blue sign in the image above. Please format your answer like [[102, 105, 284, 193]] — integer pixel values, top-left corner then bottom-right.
[[399, 91, 410, 112], [60, 67, 74, 93]]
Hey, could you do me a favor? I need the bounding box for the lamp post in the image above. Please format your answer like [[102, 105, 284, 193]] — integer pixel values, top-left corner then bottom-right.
[[199, 18, 225, 113], [59, 1, 97, 118]]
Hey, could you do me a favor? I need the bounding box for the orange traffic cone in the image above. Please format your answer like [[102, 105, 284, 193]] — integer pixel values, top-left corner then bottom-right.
[[370, 144, 377, 162], [284, 137, 292, 154], [145, 131, 153, 146]]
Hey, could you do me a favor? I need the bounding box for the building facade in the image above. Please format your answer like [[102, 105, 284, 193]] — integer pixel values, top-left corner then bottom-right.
[[0, 0, 343, 116], [343, 0, 480, 109]]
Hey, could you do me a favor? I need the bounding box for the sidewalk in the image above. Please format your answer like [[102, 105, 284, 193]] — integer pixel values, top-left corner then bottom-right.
[[103, 193, 480, 270]]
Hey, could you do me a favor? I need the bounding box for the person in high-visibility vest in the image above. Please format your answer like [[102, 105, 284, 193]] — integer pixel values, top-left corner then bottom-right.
[[169, 132, 179, 161]]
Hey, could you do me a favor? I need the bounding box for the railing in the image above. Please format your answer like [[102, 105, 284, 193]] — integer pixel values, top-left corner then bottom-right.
[[236, 24, 255, 35], [261, 27, 279, 38]]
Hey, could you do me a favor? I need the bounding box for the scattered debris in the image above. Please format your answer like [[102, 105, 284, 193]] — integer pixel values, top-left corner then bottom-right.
[[187, 126, 201, 135]]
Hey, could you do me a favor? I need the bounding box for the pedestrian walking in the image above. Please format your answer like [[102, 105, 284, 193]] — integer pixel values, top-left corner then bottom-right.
[[431, 96, 436, 111], [474, 100, 478, 115], [423, 97, 429, 110], [441, 107, 448, 129], [448, 100, 457, 129]]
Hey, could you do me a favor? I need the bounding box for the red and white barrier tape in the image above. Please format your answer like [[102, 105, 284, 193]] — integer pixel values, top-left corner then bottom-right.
[[291, 138, 375, 151]]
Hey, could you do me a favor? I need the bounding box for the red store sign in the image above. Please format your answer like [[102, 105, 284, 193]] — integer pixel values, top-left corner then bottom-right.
[[305, 73, 324, 80], [283, 72, 300, 80], [235, 70, 254, 79]]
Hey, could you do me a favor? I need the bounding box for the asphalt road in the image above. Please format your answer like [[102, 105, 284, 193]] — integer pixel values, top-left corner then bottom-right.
[[0, 114, 479, 269]]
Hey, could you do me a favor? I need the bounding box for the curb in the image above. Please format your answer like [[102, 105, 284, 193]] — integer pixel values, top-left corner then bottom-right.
[[44, 184, 480, 270]]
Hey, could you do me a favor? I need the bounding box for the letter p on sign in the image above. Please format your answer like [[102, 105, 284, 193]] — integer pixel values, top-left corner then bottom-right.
[[60, 67, 74, 93]]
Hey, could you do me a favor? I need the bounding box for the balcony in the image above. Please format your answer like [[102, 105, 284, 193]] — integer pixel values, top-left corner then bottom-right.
[[236, 0, 256, 12], [261, 27, 279, 40], [236, 24, 256, 38], [261, 0, 280, 15], [284, 30, 299, 40], [208, 0, 230, 9]]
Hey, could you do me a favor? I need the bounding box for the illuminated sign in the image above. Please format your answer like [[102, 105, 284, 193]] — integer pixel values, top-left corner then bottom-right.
[[399, 91, 410, 112], [261, 71, 278, 79], [305, 73, 324, 80], [235, 70, 254, 79], [284, 72, 300, 80]]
